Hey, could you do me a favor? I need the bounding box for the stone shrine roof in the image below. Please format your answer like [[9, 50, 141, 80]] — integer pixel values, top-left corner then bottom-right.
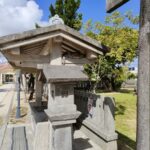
[[0, 24, 109, 54], [0, 24, 109, 71], [43, 65, 88, 82]]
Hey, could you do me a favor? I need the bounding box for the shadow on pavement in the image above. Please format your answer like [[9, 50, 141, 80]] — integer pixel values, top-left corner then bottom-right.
[[115, 104, 126, 115], [73, 138, 93, 150]]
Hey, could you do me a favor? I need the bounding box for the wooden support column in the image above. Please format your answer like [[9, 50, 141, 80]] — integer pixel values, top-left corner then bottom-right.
[[16, 69, 21, 118], [35, 73, 43, 106], [137, 0, 150, 149], [50, 37, 63, 65]]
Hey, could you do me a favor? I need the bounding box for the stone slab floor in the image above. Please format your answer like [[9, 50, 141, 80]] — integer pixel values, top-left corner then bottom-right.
[[73, 129, 102, 150], [1, 124, 102, 150]]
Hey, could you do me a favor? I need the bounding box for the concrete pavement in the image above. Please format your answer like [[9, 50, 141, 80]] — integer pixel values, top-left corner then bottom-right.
[[0, 84, 15, 124]]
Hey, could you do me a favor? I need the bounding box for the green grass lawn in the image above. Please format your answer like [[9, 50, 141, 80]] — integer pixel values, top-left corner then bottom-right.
[[102, 89, 137, 150]]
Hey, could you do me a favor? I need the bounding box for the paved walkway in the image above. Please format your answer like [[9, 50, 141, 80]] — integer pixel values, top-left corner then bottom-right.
[[1, 124, 101, 150], [0, 84, 14, 102], [1, 124, 33, 150], [0, 84, 15, 123]]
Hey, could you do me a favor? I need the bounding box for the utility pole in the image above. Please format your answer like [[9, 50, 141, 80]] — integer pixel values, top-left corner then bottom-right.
[[137, 0, 150, 149]]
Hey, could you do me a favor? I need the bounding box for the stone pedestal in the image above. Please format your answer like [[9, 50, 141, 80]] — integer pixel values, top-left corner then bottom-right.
[[45, 110, 80, 150], [45, 82, 81, 150]]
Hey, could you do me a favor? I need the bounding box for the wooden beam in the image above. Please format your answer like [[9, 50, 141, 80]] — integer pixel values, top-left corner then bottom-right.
[[64, 58, 94, 65], [21, 40, 47, 50], [21, 44, 45, 54], [15, 61, 37, 68], [4, 53, 50, 63], [60, 34, 103, 55], [15, 66, 37, 73], [63, 41, 85, 54], [53, 36, 63, 43], [86, 51, 98, 59], [39, 39, 52, 55], [0, 33, 61, 51], [61, 45, 76, 53], [1, 33, 103, 55], [9, 47, 20, 55]]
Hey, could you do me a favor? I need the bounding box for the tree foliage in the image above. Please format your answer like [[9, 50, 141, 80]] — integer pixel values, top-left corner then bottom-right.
[[84, 11, 139, 91], [84, 56, 111, 92], [49, 0, 82, 31]]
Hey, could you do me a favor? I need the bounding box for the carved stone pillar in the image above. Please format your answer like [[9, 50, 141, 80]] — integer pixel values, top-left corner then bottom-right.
[[45, 82, 80, 150]]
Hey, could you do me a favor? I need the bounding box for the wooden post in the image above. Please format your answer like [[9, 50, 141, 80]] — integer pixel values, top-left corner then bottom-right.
[[137, 0, 150, 149], [35, 74, 43, 107]]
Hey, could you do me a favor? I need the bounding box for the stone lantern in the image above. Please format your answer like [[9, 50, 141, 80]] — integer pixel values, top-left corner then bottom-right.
[[42, 65, 88, 150]]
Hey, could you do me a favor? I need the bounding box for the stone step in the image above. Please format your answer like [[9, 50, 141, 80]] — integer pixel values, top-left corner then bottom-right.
[[11, 126, 28, 150], [1, 125, 33, 150]]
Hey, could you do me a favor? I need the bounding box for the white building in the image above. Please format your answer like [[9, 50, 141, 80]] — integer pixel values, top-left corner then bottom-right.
[[0, 63, 15, 84]]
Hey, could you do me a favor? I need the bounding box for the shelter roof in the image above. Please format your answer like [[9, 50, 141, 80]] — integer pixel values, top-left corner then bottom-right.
[[0, 24, 109, 71], [0, 24, 109, 54]]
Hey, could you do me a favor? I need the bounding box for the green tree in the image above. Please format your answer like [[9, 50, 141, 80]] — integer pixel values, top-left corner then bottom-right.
[[84, 11, 139, 91], [84, 56, 112, 92], [49, 0, 82, 31]]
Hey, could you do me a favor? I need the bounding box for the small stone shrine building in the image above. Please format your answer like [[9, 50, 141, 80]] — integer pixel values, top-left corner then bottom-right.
[[0, 16, 117, 150]]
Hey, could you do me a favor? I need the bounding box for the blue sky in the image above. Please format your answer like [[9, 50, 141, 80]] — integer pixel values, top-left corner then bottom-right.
[[36, 0, 140, 24]]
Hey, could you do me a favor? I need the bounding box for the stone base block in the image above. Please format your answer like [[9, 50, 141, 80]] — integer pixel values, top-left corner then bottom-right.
[[80, 125, 118, 150], [45, 109, 81, 150], [52, 124, 73, 150]]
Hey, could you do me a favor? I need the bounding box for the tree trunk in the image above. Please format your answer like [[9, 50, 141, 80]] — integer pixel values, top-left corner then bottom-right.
[[92, 81, 98, 93], [111, 77, 116, 91], [137, 0, 150, 149]]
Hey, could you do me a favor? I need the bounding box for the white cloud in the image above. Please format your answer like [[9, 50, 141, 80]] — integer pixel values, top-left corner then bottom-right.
[[0, 0, 26, 7], [0, 0, 49, 36]]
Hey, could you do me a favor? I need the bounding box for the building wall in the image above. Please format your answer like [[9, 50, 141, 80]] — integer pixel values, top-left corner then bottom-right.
[[0, 73, 15, 84], [0, 73, 2, 85]]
